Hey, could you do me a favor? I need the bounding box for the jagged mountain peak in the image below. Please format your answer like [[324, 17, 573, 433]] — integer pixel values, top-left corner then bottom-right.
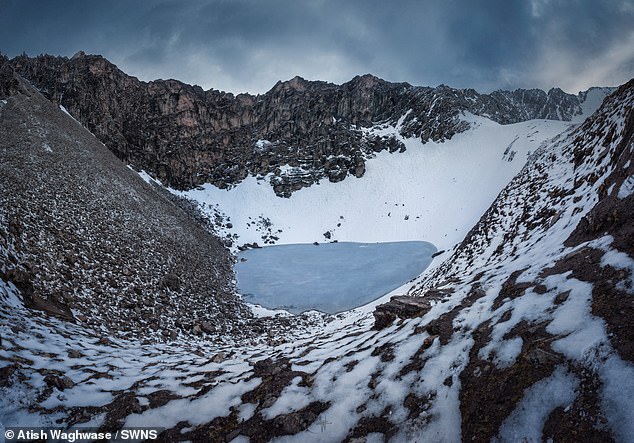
[[546, 86, 567, 96], [272, 75, 309, 92], [70, 50, 86, 60], [8, 52, 614, 198], [286, 74, 308, 87], [347, 73, 389, 89], [269, 75, 338, 95]]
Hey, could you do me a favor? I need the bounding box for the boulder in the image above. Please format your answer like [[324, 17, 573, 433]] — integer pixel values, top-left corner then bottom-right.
[[373, 295, 434, 329], [44, 374, 74, 391]]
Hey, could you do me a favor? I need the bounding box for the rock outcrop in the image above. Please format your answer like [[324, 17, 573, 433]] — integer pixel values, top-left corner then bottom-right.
[[9, 52, 610, 197]]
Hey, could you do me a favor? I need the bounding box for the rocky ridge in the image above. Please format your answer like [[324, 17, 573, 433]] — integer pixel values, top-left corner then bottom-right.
[[8, 52, 612, 197]]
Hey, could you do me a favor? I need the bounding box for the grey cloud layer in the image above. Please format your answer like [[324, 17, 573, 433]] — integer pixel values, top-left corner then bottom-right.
[[1, 0, 633, 93]]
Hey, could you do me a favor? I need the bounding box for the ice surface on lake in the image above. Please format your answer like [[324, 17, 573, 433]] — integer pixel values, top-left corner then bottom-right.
[[235, 241, 436, 314]]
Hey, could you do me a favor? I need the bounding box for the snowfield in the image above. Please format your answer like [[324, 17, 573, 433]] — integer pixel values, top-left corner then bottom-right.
[[169, 114, 574, 253]]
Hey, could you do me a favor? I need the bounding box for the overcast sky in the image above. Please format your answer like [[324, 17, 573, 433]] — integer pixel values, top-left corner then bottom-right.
[[2, 0, 633, 94]]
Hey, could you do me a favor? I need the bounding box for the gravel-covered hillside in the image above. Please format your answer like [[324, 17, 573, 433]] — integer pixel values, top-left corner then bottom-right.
[[0, 62, 250, 340]]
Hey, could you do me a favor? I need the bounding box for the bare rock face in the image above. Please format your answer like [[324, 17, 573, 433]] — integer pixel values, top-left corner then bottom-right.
[[0, 55, 20, 96], [9, 53, 603, 197]]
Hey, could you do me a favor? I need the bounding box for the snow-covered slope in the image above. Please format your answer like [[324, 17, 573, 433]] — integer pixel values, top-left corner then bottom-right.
[[1, 53, 632, 441], [172, 114, 571, 252], [2, 78, 632, 442], [401, 79, 634, 442], [573, 86, 617, 123]]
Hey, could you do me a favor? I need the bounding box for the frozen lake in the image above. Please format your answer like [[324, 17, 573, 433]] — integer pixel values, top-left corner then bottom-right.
[[235, 241, 436, 314]]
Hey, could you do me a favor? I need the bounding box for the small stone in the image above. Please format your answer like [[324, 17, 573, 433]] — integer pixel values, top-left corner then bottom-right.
[[212, 352, 227, 363], [44, 375, 74, 391], [422, 335, 437, 349], [262, 394, 277, 409], [200, 321, 215, 334], [226, 428, 241, 441], [159, 273, 181, 291], [60, 376, 74, 389], [67, 349, 83, 359]]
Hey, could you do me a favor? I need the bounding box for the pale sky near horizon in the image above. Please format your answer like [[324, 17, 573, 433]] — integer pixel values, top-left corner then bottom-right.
[[1, 0, 633, 94]]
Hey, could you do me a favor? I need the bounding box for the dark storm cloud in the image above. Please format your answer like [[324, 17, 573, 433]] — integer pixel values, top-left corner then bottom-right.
[[1, 0, 633, 94]]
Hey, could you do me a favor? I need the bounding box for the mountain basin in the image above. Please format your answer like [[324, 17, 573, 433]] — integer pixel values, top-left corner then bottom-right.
[[235, 241, 437, 314]]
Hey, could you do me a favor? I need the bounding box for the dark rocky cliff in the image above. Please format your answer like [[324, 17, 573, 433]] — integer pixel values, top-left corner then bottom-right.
[[10, 52, 599, 196]]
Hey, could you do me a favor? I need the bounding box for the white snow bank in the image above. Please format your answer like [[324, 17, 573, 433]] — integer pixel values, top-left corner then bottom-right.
[[174, 116, 570, 252]]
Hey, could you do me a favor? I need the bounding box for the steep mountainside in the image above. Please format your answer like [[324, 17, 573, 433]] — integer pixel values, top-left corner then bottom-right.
[[400, 78, 634, 442], [0, 63, 251, 339], [9, 53, 612, 197], [1, 50, 632, 441]]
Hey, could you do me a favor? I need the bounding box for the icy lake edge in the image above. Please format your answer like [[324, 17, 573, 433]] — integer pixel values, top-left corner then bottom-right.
[[235, 241, 437, 314]]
